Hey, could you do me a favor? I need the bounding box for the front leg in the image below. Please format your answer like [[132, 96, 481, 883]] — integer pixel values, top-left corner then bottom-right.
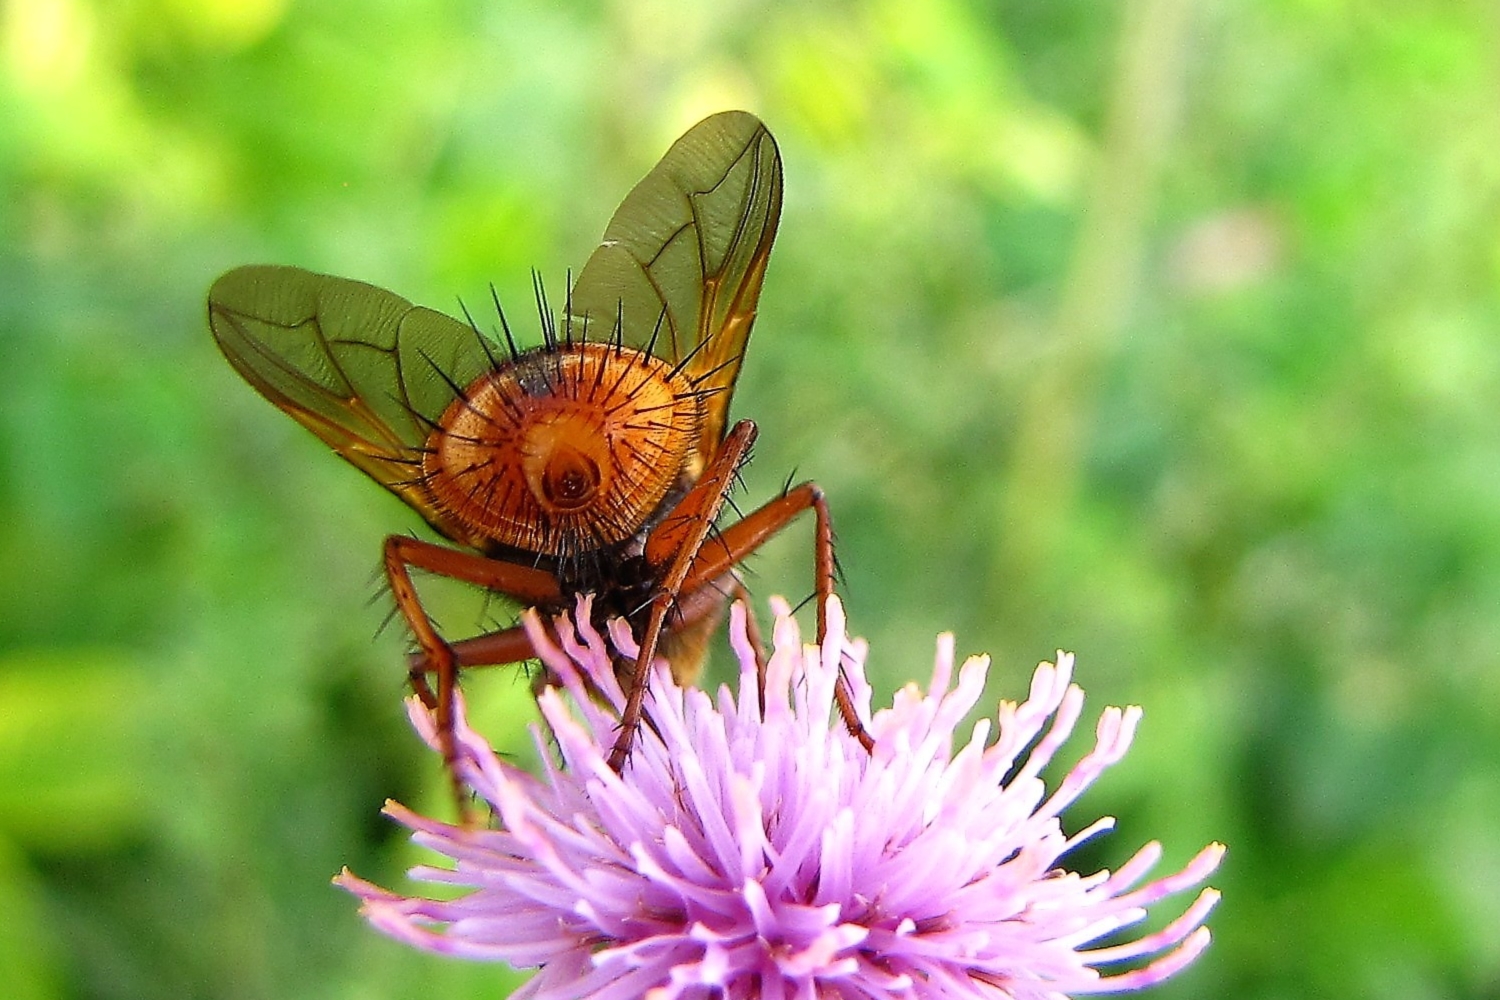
[[608, 420, 759, 771]]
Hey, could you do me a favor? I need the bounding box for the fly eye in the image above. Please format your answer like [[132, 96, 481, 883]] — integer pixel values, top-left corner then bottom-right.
[[542, 448, 601, 510]]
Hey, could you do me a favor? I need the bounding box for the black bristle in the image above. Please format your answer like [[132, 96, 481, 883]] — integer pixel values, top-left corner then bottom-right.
[[491, 284, 522, 361], [459, 297, 503, 371]]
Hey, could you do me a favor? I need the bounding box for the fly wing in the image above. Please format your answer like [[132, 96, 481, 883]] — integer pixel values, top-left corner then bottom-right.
[[208, 265, 493, 545], [569, 111, 783, 467]]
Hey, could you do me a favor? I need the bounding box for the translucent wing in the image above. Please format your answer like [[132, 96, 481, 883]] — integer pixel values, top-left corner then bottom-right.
[[569, 111, 783, 466], [208, 265, 493, 545]]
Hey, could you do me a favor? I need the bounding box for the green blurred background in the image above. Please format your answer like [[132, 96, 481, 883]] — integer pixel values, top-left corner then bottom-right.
[[3, 0, 1499, 997]]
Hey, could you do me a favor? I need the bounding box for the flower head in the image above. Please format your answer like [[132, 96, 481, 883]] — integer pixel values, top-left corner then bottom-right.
[[338, 597, 1223, 999]]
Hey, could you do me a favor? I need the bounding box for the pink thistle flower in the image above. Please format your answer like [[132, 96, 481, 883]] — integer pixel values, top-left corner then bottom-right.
[[338, 597, 1223, 999]]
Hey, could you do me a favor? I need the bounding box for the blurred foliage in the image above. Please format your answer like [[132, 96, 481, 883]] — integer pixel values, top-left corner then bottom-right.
[[2, 0, 1499, 997]]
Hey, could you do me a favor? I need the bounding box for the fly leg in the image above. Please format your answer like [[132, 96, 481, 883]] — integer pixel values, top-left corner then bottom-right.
[[383, 536, 563, 818], [670, 477, 875, 752], [608, 420, 759, 770]]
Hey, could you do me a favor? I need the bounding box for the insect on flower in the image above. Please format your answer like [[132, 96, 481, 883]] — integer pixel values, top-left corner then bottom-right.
[[207, 111, 871, 787]]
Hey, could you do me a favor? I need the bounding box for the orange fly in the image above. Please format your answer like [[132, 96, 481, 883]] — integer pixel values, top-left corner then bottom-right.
[[208, 112, 871, 786]]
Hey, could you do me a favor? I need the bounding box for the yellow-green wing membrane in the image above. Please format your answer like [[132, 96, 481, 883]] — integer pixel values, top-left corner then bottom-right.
[[569, 111, 783, 464], [208, 265, 492, 545]]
